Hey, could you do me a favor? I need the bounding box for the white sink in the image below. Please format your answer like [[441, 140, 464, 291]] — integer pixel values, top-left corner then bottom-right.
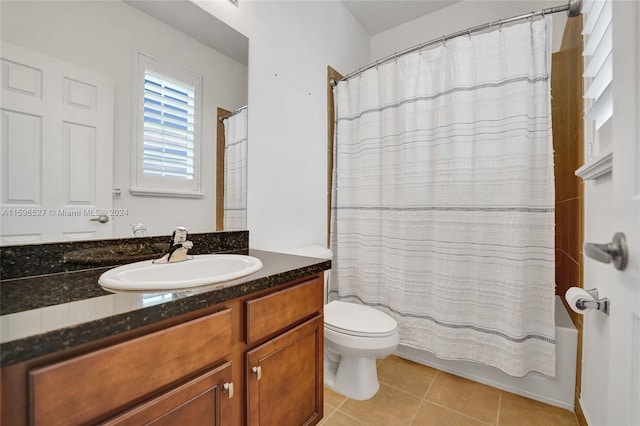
[[98, 254, 263, 291]]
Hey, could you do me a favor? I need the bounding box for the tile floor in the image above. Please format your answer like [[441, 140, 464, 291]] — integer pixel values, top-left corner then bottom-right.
[[320, 355, 579, 426]]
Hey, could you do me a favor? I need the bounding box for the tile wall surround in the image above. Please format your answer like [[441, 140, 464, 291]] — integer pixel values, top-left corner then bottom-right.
[[550, 15, 585, 426], [0, 231, 249, 280]]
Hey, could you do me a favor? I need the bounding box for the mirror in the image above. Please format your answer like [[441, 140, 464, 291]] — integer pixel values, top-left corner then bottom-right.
[[0, 0, 248, 245]]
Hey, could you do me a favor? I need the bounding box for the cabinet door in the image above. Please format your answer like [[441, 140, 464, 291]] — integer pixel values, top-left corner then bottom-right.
[[246, 315, 323, 426], [103, 362, 234, 426]]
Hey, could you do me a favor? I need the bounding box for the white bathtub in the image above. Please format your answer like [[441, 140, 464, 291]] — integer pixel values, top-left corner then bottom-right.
[[395, 296, 578, 410]]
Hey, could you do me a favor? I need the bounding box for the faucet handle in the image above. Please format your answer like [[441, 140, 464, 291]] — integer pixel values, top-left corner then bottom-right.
[[171, 227, 189, 244]]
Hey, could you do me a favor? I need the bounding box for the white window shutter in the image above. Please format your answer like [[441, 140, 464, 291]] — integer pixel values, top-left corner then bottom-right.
[[583, 0, 613, 130], [143, 72, 195, 180], [576, 0, 614, 179]]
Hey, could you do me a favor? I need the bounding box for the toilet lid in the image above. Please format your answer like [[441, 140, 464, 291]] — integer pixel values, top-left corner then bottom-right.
[[324, 301, 398, 337]]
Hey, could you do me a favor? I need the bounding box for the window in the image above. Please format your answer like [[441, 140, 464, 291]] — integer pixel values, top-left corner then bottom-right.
[[143, 71, 195, 180], [131, 53, 203, 197], [582, 0, 613, 162]]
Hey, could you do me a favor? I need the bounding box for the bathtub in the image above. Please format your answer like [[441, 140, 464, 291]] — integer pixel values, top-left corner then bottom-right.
[[395, 296, 578, 410]]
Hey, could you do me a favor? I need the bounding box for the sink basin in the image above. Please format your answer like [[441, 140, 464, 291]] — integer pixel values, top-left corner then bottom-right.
[[98, 254, 263, 291]]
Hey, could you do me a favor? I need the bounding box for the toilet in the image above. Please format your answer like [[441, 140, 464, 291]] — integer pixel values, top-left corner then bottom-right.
[[280, 246, 399, 401]]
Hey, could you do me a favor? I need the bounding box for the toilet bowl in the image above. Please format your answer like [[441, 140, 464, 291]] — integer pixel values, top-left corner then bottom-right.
[[278, 245, 399, 400], [324, 300, 399, 400]]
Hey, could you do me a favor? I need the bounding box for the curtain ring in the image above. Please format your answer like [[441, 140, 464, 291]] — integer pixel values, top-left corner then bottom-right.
[[498, 19, 503, 31], [467, 28, 472, 39], [442, 35, 446, 46]]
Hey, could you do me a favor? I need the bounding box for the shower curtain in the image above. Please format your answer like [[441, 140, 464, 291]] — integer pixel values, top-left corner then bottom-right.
[[223, 107, 248, 230], [330, 18, 555, 377]]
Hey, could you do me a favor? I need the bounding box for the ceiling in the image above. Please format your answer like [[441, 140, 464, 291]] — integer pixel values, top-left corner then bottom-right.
[[341, 0, 461, 36], [125, 0, 248, 65]]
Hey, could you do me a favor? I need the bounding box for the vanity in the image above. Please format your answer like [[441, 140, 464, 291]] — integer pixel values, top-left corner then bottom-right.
[[0, 232, 330, 425]]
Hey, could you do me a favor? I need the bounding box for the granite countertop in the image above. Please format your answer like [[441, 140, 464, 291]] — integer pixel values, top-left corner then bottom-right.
[[0, 249, 330, 367]]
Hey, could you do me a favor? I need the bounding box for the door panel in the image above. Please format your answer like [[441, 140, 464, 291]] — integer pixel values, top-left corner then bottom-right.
[[607, 2, 640, 424], [246, 315, 323, 426], [582, 2, 640, 425], [0, 41, 114, 244], [104, 362, 233, 426]]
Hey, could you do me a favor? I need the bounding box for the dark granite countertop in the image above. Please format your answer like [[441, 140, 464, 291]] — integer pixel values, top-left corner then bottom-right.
[[0, 249, 330, 366]]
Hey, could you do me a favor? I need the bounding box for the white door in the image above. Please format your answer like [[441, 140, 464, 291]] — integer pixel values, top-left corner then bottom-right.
[[581, 2, 640, 425], [606, 2, 640, 424], [0, 42, 114, 245]]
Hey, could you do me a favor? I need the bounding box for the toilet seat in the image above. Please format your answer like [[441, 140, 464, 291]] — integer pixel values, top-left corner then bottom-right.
[[324, 301, 397, 338]]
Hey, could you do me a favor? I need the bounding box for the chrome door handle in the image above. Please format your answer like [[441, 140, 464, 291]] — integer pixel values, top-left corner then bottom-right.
[[90, 214, 109, 224], [584, 232, 628, 270]]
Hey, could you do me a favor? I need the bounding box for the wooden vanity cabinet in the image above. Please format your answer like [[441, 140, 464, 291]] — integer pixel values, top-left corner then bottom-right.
[[245, 276, 324, 426], [1, 272, 325, 426]]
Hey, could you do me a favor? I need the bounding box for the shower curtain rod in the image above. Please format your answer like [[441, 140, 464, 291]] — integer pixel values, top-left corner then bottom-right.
[[330, 0, 582, 86], [218, 104, 247, 122]]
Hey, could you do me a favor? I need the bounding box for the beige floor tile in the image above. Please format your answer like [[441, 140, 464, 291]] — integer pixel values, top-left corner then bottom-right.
[[425, 372, 500, 425], [319, 405, 338, 426], [321, 410, 364, 425], [498, 392, 579, 426], [378, 355, 438, 398], [325, 386, 347, 409], [411, 401, 490, 426], [325, 404, 337, 417], [339, 383, 422, 426]]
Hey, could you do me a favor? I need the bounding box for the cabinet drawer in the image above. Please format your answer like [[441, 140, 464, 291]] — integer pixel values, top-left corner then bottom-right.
[[246, 275, 323, 344], [29, 308, 232, 426]]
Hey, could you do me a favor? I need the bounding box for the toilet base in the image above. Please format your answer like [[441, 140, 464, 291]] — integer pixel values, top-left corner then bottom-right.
[[324, 354, 380, 401]]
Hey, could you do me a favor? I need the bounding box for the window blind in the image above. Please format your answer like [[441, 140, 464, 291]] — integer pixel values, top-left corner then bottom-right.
[[143, 71, 195, 180], [583, 0, 613, 130]]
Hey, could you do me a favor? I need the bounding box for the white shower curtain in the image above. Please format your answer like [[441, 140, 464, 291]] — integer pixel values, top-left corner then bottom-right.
[[330, 18, 555, 377], [223, 107, 248, 230]]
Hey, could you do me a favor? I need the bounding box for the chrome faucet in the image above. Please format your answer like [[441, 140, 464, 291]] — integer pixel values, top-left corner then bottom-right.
[[152, 227, 193, 264]]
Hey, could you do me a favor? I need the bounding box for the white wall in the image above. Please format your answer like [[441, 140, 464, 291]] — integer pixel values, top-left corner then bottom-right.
[[1, 1, 247, 238], [370, 0, 568, 59], [195, 0, 370, 250]]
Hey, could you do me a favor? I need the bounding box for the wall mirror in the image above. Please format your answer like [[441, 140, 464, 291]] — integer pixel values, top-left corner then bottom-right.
[[0, 0, 248, 246]]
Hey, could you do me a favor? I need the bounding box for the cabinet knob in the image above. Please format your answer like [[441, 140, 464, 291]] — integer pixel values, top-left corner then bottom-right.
[[223, 382, 234, 399], [251, 366, 262, 381]]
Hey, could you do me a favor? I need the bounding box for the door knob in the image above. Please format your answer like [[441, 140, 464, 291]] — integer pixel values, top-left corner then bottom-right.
[[584, 232, 628, 270], [90, 214, 109, 224]]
